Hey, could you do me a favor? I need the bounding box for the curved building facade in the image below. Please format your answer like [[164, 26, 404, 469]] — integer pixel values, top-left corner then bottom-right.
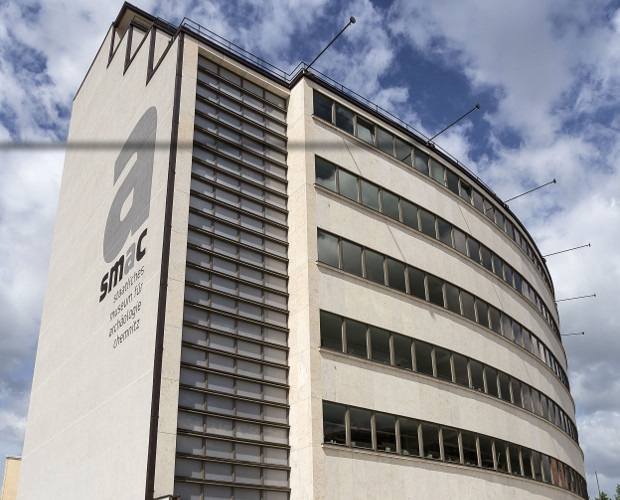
[[17, 4, 585, 500]]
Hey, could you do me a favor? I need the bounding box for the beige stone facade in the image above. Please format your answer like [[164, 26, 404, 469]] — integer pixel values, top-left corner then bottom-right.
[[18, 3, 585, 500]]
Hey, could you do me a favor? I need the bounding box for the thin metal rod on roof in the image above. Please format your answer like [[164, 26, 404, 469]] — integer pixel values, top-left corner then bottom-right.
[[306, 16, 356, 72], [543, 243, 591, 258], [504, 178, 556, 203], [561, 332, 585, 337], [556, 293, 596, 303], [427, 103, 480, 143]]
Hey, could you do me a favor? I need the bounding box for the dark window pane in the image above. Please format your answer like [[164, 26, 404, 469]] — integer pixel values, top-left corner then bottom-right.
[[522, 329, 531, 352], [504, 264, 513, 287], [415, 340, 433, 376], [468, 238, 481, 264], [356, 116, 375, 145], [360, 180, 380, 211], [317, 230, 339, 267], [531, 389, 543, 416], [437, 218, 452, 246], [323, 401, 346, 444], [460, 181, 472, 203], [427, 275, 444, 307], [445, 283, 461, 314], [414, 149, 429, 175], [496, 210, 505, 231], [479, 435, 494, 469], [489, 307, 502, 335], [472, 191, 484, 213], [435, 347, 452, 381], [446, 169, 459, 195], [365, 250, 385, 285], [375, 413, 396, 452], [476, 300, 489, 328], [430, 159, 446, 185], [453, 354, 469, 387], [320, 311, 342, 351], [461, 291, 476, 322], [492, 254, 504, 279], [511, 379, 522, 408], [419, 209, 437, 238], [481, 246, 493, 272], [315, 157, 336, 191], [541, 454, 551, 484], [470, 360, 484, 392], [349, 407, 372, 449], [395, 138, 411, 164], [442, 427, 460, 463], [484, 202, 495, 222], [346, 319, 367, 358], [338, 169, 358, 202], [506, 220, 515, 239], [393, 334, 412, 370], [382, 191, 400, 220], [502, 315, 513, 341], [335, 104, 354, 134], [522, 449, 533, 478], [399, 417, 419, 456], [408, 268, 426, 300], [461, 431, 478, 466], [377, 127, 394, 156], [370, 327, 390, 364], [453, 228, 468, 256], [401, 200, 418, 230], [387, 258, 406, 293], [495, 439, 508, 473], [485, 366, 499, 397], [550, 457, 560, 486], [509, 445, 521, 476], [513, 272, 522, 294], [532, 450, 543, 481], [342, 240, 363, 277], [512, 322, 523, 347], [499, 372, 511, 402], [421, 423, 440, 459], [540, 394, 548, 420], [522, 384, 532, 412], [313, 91, 333, 122]]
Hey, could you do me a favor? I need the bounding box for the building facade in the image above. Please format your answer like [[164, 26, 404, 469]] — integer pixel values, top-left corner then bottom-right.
[[18, 3, 586, 499]]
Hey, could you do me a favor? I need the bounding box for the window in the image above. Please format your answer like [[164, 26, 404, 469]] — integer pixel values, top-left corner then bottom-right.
[[395, 138, 412, 164], [375, 413, 396, 452], [467, 237, 481, 264], [349, 408, 372, 448], [342, 240, 363, 277], [461, 291, 476, 322], [381, 191, 400, 220], [479, 435, 494, 469], [323, 402, 346, 444], [401, 200, 418, 230], [476, 300, 489, 328], [472, 190, 484, 212], [421, 423, 440, 459], [445, 283, 461, 315], [408, 268, 426, 300], [442, 427, 460, 463], [356, 116, 375, 145], [499, 372, 511, 403], [495, 439, 508, 473], [335, 104, 354, 134], [522, 448, 534, 478], [446, 169, 459, 195], [511, 379, 522, 408], [338, 169, 358, 202], [346, 320, 367, 358], [470, 360, 485, 392], [489, 307, 502, 335], [313, 91, 333, 122], [386, 258, 406, 293], [427, 275, 444, 307], [320, 311, 342, 351], [461, 431, 478, 466], [453, 228, 468, 256], [460, 180, 472, 202], [492, 254, 504, 279], [435, 347, 452, 381], [315, 157, 336, 191], [399, 417, 420, 456], [414, 149, 429, 175], [317, 230, 339, 267], [522, 384, 533, 412], [393, 334, 412, 369], [360, 179, 380, 211], [370, 327, 391, 364], [437, 218, 453, 246], [430, 159, 446, 186], [415, 340, 433, 376], [419, 209, 437, 238], [453, 354, 469, 387], [365, 250, 385, 284], [485, 366, 499, 397], [501, 315, 513, 341], [377, 127, 394, 156], [481, 246, 493, 272]]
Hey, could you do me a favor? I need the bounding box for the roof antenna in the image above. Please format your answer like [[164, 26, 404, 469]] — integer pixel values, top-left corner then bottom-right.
[[427, 103, 480, 144], [306, 16, 356, 72], [543, 242, 590, 258], [504, 178, 556, 203]]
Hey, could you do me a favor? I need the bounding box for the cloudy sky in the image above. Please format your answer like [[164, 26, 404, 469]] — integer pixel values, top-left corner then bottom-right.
[[1, 0, 619, 496]]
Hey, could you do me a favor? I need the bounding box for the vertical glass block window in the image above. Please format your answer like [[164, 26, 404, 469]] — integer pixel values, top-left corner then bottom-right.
[[453, 353, 469, 387], [313, 91, 333, 122], [335, 104, 354, 134], [375, 413, 396, 452], [356, 116, 375, 145], [435, 347, 452, 382], [414, 149, 429, 175], [461, 431, 478, 466], [442, 427, 460, 463], [419, 209, 437, 239], [370, 327, 391, 364], [407, 268, 426, 300], [479, 435, 495, 469], [377, 127, 394, 156], [317, 230, 339, 268], [399, 417, 420, 456], [360, 180, 380, 211], [320, 311, 342, 351], [401, 200, 418, 230], [315, 157, 337, 191], [427, 275, 444, 307], [349, 408, 372, 449], [346, 320, 367, 358], [414, 340, 433, 376], [323, 402, 346, 444], [381, 191, 400, 221], [365, 250, 385, 285], [386, 258, 406, 293], [421, 423, 441, 460], [393, 334, 413, 370], [341, 240, 363, 277], [338, 169, 358, 202]]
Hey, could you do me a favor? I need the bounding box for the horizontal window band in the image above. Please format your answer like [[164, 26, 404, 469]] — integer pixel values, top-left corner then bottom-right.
[[181, 343, 289, 371], [185, 282, 288, 316], [183, 304, 288, 334], [178, 407, 289, 433], [179, 384, 289, 411], [176, 430, 290, 453], [175, 477, 290, 493]]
